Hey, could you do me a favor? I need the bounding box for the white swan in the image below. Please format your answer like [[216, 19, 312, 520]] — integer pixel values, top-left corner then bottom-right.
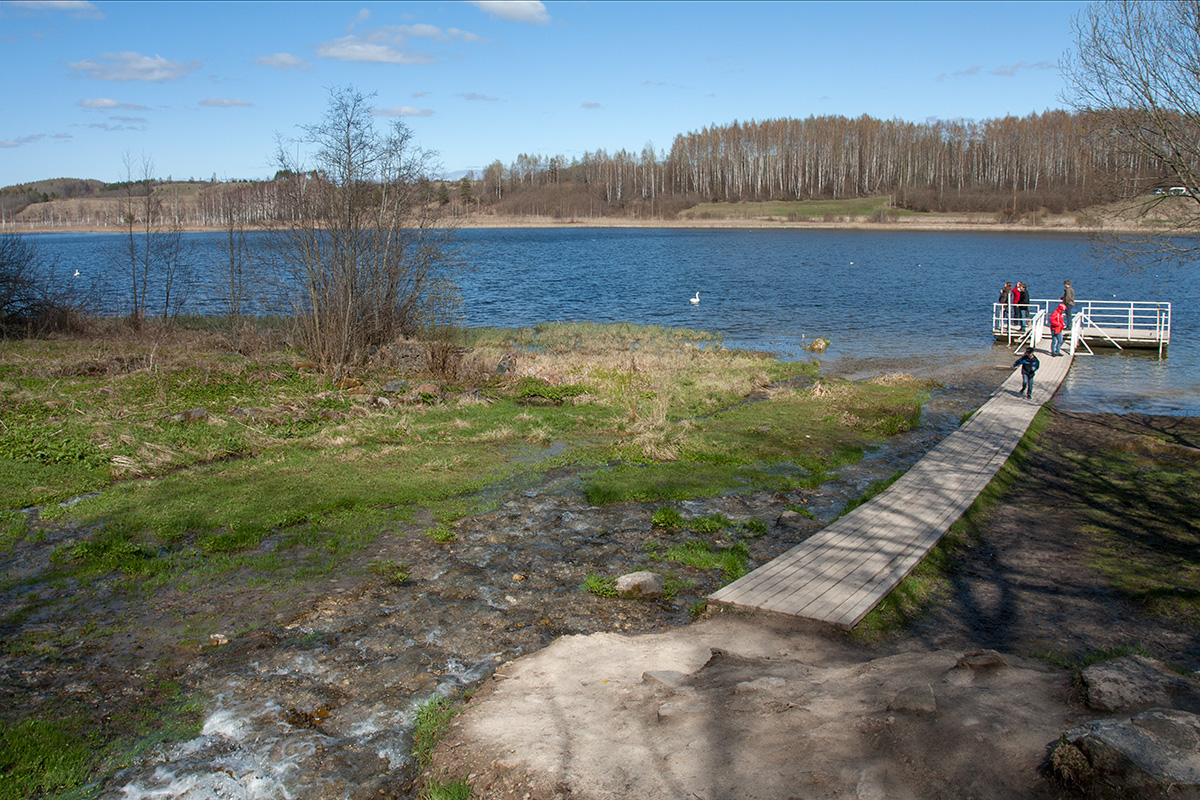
[[689, 292, 700, 304], [73, 269, 80, 277]]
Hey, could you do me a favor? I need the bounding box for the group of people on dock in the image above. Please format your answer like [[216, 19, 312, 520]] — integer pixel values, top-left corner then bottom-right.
[[1008, 278, 1076, 399], [998, 279, 1075, 341], [997, 281, 1032, 331]]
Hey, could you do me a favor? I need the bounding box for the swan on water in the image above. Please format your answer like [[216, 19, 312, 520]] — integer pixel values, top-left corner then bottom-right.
[[73, 270, 80, 277], [690, 292, 700, 304]]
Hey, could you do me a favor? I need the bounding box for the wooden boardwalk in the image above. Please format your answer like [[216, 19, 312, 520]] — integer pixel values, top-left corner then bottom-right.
[[709, 343, 1074, 629]]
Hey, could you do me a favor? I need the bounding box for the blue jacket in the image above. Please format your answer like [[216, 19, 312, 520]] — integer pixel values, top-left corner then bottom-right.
[[1013, 353, 1039, 376]]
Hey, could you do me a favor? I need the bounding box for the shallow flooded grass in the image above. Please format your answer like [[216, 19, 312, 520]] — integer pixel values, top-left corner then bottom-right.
[[0, 322, 935, 797]]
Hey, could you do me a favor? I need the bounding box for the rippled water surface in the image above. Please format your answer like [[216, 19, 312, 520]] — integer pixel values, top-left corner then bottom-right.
[[29, 226, 1200, 414]]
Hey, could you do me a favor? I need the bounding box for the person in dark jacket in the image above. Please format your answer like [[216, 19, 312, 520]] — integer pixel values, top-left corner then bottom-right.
[[1014, 282, 1030, 330], [1013, 346, 1039, 399], [1061, 279, 1075, 331], [998, 282, 1014, 330]]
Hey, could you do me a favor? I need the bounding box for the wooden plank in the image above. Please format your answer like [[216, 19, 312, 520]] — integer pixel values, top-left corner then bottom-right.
[[710, 349, 1074, 626]]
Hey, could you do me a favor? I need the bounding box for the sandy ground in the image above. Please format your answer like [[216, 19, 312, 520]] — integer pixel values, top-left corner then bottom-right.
[[425, 410, 1200, 800]]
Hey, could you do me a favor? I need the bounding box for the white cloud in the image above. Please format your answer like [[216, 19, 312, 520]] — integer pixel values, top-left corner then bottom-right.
[[459, 92, 498, 102], [4, 0, 103, 19], [316, 35, 433, 64], [992, 60, 1056, 77], [77, 97, 148, 110], [0, 133, 44, 148], [581, 102, 600, 110], [371, 106, 434, 117], [347, 7, 370, 31], [469, 0, 550, 25], [86, 120, 144, 131], [200, 97, 252, 108], [316, 24, 482, 64], [254, 52, 310, 71], [67, 51, 200, 82]]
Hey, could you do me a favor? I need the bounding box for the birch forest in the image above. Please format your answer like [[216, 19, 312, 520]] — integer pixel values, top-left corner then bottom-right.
[[2, 108, 1189, 228]]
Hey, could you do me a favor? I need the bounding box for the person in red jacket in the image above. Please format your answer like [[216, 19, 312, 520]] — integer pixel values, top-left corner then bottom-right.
[[1012, 282, 1028, 330], [1048, 302, 1066, 356]]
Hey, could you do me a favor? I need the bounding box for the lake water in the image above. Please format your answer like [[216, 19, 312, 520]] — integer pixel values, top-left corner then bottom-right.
[[24, 227, 1200, 415]]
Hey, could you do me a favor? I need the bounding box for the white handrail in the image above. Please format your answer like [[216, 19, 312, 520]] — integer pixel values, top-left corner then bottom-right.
[[995, 298, 1170, 359]]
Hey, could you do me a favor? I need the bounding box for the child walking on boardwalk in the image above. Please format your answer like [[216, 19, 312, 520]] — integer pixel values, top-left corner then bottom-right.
[[1013, 346, 1039, 399]]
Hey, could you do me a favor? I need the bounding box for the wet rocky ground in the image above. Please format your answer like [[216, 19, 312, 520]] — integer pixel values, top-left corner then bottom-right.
[[3, 361, 1004, 799]]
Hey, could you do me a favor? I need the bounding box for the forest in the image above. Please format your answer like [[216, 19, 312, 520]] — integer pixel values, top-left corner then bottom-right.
[[0, 107, 1187, 229]]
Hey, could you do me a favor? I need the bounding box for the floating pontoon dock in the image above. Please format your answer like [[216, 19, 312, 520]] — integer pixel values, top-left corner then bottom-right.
[[993, 299, 1170, 357]]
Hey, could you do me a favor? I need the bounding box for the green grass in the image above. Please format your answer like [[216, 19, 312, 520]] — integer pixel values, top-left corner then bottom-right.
[[426, 524, 458, 543], [1074, 453, 1200, 621], [662, 540, 751, 582], [369, 558, 411, 585], [411, 697, 458, 770], [420, 777, 473, 800], [0, 716, 96, 799], [0, 324, 940, 795], [584, 573, 618, 597], [1029, 644, 1153, 672], [0, 681, 203, 800], [585, 377, 927, 505], [650, 506, 684, 528], [854, 405, 1052, 638]]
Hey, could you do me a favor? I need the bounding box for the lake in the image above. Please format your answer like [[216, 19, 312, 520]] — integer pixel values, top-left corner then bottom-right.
[[22, 226, 1200, 415]]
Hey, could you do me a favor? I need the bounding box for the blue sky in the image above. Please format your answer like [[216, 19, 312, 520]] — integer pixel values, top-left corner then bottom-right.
[[1, 0, 1088, 186]]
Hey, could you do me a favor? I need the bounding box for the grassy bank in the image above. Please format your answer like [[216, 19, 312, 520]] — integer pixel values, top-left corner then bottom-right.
[[0, 320, 934, 798]]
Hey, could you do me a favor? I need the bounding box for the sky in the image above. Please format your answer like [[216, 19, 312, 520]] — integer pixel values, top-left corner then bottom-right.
[[0, 0, 1091, 186]]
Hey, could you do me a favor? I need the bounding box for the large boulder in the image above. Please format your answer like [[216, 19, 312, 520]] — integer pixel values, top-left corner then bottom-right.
[[1082, 654, 1200, 714], [615, 571, 664, 599], [1056, 709, 1200, 799]]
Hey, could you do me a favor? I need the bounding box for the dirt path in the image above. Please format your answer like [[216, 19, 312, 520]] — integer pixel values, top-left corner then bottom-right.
[[426, 409, 1200, 799]]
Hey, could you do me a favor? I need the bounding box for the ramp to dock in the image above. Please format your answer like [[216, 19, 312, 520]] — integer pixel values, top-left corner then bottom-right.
[[709, 345, 1073, 629]]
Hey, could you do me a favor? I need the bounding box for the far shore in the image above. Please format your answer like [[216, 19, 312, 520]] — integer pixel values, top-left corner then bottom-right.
[[2, 211, 1159, 236]]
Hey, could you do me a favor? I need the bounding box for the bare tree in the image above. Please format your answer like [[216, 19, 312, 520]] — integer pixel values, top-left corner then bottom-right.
[[0, 234, 88, 334], [213, 182, 253, 323], [1062, 0, 1200, 260], [113, 153, 192, 323], [268, 86, 457, 368]]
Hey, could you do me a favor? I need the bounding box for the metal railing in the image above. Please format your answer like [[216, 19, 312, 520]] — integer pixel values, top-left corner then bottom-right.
[[993, 299, 1171, 358]]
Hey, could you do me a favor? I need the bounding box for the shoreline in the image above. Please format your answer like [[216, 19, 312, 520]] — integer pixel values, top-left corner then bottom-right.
[[2, 213, 1155, 236]]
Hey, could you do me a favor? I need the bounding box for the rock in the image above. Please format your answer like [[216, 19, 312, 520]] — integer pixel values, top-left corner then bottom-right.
[[804, 337, 828, 353], [209, 633, 229, 647], [734, 676, 787, 694], [775, 509, 808, 529], [1059, 709, 1200, 798], [614, 571, 664, 599], [1082, 654, 1200, 714], [381, 380, 409, 394], [166, 408, 208, 424], [642, 670, 687, 689], [955, 649, 1008, 670], [889, 683, 938, 714]]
